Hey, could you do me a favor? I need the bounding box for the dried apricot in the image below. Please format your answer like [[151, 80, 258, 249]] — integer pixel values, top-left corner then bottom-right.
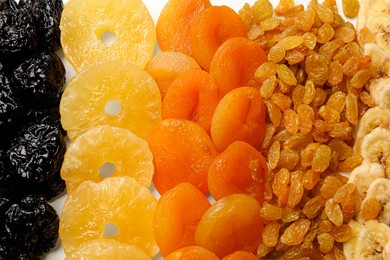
[[147, 119, 218, 195], [162, 69, 220, 133], [209, 37, 267, 96], [145, 51, 200, 99], [208, 141, 267, 204], [190, 5, 246, 70], [195, 194, 263, 258], [165, 246, 219, 260], [154, 183, 211, 256], [210, 87, 266, 152], [156, 0, 211, 56]]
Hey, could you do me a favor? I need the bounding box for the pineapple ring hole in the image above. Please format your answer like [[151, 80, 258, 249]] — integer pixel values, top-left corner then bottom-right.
[[100, 31, 117, 46], [99, 162, 116, 178], [104, 222, 119, 238], [105, 100, 122, 116]]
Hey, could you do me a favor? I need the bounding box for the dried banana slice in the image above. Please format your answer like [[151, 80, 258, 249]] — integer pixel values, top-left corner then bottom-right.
[[360, 127, 390, 176], [353, 220, 390, 259], [354, 107, 390, 155], [357, 0, 390, 52], [348, 162, 386, 198], [343, 220, 363, 260], [364, 43, 390, 78], [357, 178, 390, 225], [370, 78, 390, 109]]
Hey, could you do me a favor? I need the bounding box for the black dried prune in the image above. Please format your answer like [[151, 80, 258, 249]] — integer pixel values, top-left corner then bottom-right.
[[7, 122, 66, 199], [0, 149, 11, 184], [13, 51, 65, 109], [19, 0, 63, 51], [0, 242, 31, 260], [0, 68, 24, 141], [0, 8, 37, 61], [25, 107, 65, 136], [4, 194, 59, 257]]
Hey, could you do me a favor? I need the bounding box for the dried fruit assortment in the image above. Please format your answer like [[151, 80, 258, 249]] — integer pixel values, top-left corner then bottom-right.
[[41, 0, 390, 259], [0, 0, 65, 258]]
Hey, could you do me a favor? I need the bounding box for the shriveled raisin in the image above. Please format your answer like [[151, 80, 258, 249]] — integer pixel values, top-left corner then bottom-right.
[[262, 222, 280, 247], [280, 219, 311, 245], [325, 199, 343, 227]]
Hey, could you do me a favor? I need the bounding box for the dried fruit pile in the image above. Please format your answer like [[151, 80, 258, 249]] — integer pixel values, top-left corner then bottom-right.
[[0, 0, 66, 258], [56, 0, 390, 259]]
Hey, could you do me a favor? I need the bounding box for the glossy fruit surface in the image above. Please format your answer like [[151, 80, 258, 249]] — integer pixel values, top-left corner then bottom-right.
[[154, 182, 211, 256], [195, 194, 263, 258], [59, 177, 158, 257], [208, 141, 267, 203], [61, 125, 154, 193], [67, 239, 151, 260], [165, 246, 219, 260], [147, 119, 218, 195], [60, 61, 161, 141], [60, 0, 156, 71]]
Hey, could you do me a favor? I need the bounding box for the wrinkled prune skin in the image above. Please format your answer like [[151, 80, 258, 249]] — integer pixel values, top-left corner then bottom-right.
[[0, 8, 37, 61], [7, 122, 66, 199], [13, 51, 65, 109], [3, 194, 59, 257], [0, 150, 11, 184], [25, 107, 65, 136], [0, 68, 24, 141], [19, 0, 63, 51], [0, 242, 31, 260]]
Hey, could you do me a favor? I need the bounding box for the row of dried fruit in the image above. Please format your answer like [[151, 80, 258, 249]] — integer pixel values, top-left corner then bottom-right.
[[0, 0, 67, 258]]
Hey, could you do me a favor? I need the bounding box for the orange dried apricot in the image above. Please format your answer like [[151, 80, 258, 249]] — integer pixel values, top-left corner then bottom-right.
[[190, 6, 247, 70], [156, 0, 211, 56], [195, 194, 263, 258], [208, 141, 267, 204], [154, 182, 211, 256], [147, 119, 218, 195], [165, 246, 219, 260], [222, 251, 259, 260], [210, 87, 266, 152], [60, 0, 155, 72], [162, 69, 220, 133], [59, 177, 158, 257], [61, 125, 154, 193], [145, 51, 200, 99], [209, 37, 267, 96], [60, 61, 161, 141]]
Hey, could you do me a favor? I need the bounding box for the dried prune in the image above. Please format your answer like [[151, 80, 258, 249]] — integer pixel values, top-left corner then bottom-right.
[[19, 0, 63, 51], [0, 242, 31, 260], [13, 51, 65, 109], [4, 194, 59, 257], [0, 8, 37, 63], [24, 107, 65, 135], [0, 68, 24, 142], [7, 122, 66, 199]]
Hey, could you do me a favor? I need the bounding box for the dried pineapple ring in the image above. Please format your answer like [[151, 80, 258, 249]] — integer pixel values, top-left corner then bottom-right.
[[61, 125, 154, 194], [60, 0, 156, 72], [60, 176, 158, 257], [67, 239, 151, 260], [59, 61, 161, 141]]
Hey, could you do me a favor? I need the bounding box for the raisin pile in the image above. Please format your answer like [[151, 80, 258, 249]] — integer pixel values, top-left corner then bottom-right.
[[0, 0, 65, 258]]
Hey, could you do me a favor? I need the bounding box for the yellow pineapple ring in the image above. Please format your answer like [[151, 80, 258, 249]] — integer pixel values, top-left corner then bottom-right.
[[60, 0, 156, 72], [60, 177, 158, 257], [67, 239, 151, 260], [60, 61, 161, 141], [61, 125, 154, 194]]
